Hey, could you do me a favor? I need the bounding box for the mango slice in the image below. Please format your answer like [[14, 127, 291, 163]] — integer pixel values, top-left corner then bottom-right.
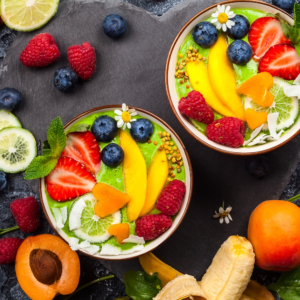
[[120, 130, 147, 222], [93, 183, 130, 218], [245, 108, 268, 130], [187, 61, 237, 118], [208, 35, 245, 121], [237, 72, 274, 108], [108, 223, 130, 244], [140, 149, 169, 217]]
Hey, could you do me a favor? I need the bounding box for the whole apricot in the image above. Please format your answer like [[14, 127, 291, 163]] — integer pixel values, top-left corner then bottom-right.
[[248, 200, 300, 271]]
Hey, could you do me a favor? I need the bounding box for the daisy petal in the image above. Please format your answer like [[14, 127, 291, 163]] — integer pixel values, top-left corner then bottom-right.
[[219, 207, 224, 213], [115, 116, 121, 121], [211, 18, 218, 23], [227, 20, 235, 27], [117, 119, 124, 128], [212, 12, 219, 18], [216, 22, 222, 30], [225, 5, 231, 13], [225, 206, 232, 213], [217, 4, 221, 12], [225, 217, 229, 224], [123, 123, 127, 130], [130, 118, 137, 122], [213, 214, 220, 218], [128, 109, 136, 114], [226, 22, 232, 29], [228, 214, 233, 221], [130, 112, 138, 117], [122, 103, 127, 111], [227, 11, 234, 16], [127, 122, 131, 129], [114, 110, 123, 115], [220, 217, 224, 224], [222, 23, 227, 32], [221, 5, 225, 12]]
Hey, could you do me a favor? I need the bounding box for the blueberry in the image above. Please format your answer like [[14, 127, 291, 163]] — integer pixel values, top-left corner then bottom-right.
[[227, 40, 253, 65], [272, 0, 295, 12], [102, 143, 124, 167], [0, 171, 7, 191], [192, 22, 218, 48], [227, 15, 250, 40], [0, 88, 22, 111], [103, 14, 127, 39], [54, 67, 78, 93], [130, 118, 154, 143], [92, 115, 118, 142], [245, 156, 271, 179]]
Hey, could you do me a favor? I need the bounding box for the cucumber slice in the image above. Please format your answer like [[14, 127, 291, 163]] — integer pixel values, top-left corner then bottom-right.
[[69, 193, 121, 243], [0, 127, 37, 173], [244, 77, 299, 131], [0, 110, 22, 131]]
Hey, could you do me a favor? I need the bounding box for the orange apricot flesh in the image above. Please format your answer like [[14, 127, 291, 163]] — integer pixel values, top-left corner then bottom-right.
[[108, 223, 130, 244], [245, 108, 268, 130]]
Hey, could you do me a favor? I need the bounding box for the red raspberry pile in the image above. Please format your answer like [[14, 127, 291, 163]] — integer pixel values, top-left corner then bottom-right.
[[206, 117, 245, 148], [178, 91, 214, 124]]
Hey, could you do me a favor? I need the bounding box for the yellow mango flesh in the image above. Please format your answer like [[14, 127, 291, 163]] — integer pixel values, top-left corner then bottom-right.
[[208, 35, 245, 121], [187, 61, 236, 118], [120, 130, 147, 222], [140, 149, 169, 217]]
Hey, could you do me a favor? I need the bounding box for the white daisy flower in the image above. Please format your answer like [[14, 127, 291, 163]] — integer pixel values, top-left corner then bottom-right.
[[211, 5, 235, 32], [213, 205, 233, 224], [114, 103, 138, 130]]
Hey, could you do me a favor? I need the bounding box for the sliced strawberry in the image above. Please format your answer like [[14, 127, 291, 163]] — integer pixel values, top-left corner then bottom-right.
[[249, 17, 291, 59], [61, 131, 101, 175], [46, 157, 96, 201], [259, 44, 300, 80]]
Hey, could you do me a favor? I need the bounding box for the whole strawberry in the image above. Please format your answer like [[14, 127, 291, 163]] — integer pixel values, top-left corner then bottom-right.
[[178, 91, 214, 124], [206, 117, 245, 148], [0, 238, 23, 264], [156, 180, 186, 216], [20, 33, 60, 68], [135, 213, 172, 241], [68, 42, 96, 80], [10, 197, 40, 233]]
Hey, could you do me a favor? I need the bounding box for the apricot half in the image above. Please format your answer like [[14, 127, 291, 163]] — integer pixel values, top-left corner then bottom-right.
[[15, 234, 80, 300], [248, 200, 300, 271]]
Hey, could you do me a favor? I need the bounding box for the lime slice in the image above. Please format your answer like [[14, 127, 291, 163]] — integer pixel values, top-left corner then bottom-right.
[[0, 127, 37, 173], [69, 193, 121, 243], [1, 0, 60, 32], [244, 77, 299, 131], [0, 111, 22, 131]]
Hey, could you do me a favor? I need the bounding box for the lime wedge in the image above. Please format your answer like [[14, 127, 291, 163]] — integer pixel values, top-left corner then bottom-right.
[[69, 193, 121, 244], [1, 0, 60, 32], [244, 77, 299, 131], [0, 127, 37, 173]]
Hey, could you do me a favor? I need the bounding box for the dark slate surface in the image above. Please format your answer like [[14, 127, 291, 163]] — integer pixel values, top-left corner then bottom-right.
[[0, 0, 299, 299]]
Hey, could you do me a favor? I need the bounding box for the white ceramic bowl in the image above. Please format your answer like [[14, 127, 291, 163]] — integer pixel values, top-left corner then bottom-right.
[[166, 0, 296, 155], [40, 105, 192, 260]]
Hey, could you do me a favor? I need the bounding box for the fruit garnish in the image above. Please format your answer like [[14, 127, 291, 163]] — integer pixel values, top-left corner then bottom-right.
[[15, 234, 80, 300], [103, 14, 127, 39], [237, 72, 274, 108], [20, 33, 60, 67], [92, 183, 130, 218], [92, 115, 118, 142], [213, 203, 233, 224], [69, 193, 121, 243], [178, 90, 214, 125], [120, 130, 147, 222], [227, 40, 253, 65], [186, 61, 236, 118], [245, 108, 268, 130], [140, 149, 169, 217], [192, 22, 218, 48], [0, 237, 23, 264], [0, 0, 59, 31], [208, 35, 245, 121], [0, 88, 22, 111], [248, 17, 291, 59], [259, 44, 300, 80], [206, 117, 245, 148], [0, 127, 37, 173], [54, 67, 78, 93], [272, 0, 295, 12], [210, 4, 235, 32], [62, 131, 101, 175], [108, 223, 130, 244], [227, 15, 250, 40], [0, 110, 21, 131], [46, 157, 96, 201], [101, 143, 124, 167], [68, 42, 96, 80], [130, 118, 154, 143], [115, 103, 138, 130]]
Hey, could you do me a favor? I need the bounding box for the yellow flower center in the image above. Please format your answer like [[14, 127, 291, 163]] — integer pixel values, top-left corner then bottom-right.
[[122, 111, 131, 123], [218, 13, 228, 24]]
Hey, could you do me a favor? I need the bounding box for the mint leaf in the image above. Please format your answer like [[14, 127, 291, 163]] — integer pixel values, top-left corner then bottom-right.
[[43, 140, 52, 156], [294, 2, 300, 28], [290, 27, 300, 46], [67, 123, 90, 134], [124, 271, 162, 300], [47, 117, 66, 157], [25, 156, 58, 180]]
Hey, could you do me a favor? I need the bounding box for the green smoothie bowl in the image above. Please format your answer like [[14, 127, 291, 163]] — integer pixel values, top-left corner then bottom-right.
[[166, 0, 300, 155], [39, 105, 192, 260]]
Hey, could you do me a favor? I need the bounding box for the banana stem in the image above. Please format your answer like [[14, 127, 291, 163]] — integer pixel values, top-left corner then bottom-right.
[[286, 194, 300, 202], [62, 275, 115, 300], [0, 226, 19, 236]]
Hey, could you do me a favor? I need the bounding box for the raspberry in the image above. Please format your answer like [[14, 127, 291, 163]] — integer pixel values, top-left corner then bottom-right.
[[156, 180, 186, 216], [20, 33, 60, 67], [178, 91, 214, 124], [135, 214, 172, 241], [206, 117, 245, 148], [68, 42, 96, 80], [0, 238, 23, 264], [10, 197, 41, 233]]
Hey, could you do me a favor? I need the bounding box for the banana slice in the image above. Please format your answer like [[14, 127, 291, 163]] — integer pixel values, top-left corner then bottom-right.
[[153, 275, 206, 300], [199, 236, 255, 300]]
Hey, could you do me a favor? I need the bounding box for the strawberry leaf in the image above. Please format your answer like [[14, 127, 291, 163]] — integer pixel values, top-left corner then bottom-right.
[[25, 156, 58, 180], [47, 117, 66, 157], [294, 2, 300, 28]]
